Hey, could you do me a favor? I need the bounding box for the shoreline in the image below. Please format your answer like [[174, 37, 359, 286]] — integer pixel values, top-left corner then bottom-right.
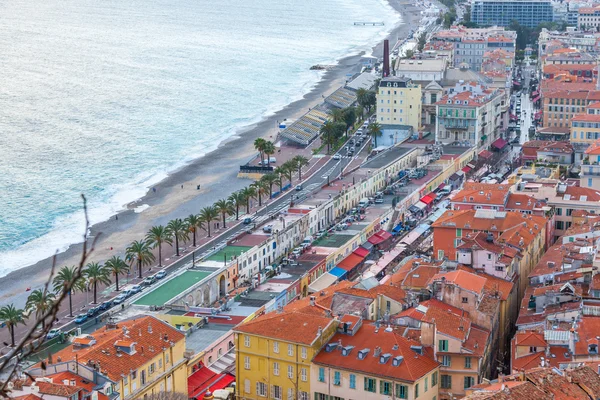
[[0, 0, 422, 308]]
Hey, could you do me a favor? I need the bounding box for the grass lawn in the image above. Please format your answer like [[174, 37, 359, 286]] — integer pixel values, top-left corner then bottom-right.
[[206, 245, 251, 262], [134, 271, 210, 306]]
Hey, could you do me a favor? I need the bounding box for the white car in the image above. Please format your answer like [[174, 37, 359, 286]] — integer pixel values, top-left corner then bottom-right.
[[332, 154, 341, 160]]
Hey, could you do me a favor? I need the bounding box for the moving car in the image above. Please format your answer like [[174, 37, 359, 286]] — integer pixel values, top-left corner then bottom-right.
[[155, 270, 167, 279], [98, 301, 112, 311], [86, 307, 99, 317], [112, 293, 128, 305], [129, 284, 143, 294], [46, 328, 62, 340], [242, 217, 252, 225], [295, 184, 303, 191], [332, 154, 341, 160], [143, 276, 156, 286], [74, 314, 88, 324]]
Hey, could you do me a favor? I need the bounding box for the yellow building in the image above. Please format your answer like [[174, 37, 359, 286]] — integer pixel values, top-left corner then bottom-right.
[[51, 315, 188, 399], [376, 76, 422, 132], [234, 307, 338, 400], [570, 102, 600, 163]]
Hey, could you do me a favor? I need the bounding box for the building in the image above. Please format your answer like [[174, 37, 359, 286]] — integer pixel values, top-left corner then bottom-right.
[[395, 58, 448, 84], [470, 0, 554, 28], [571, 102, 600, 162], [46, 316, 188, 399], [434, 82, 507, 150], [376, 76, 422, 136], [520, 140, 574, 165], [311, 317, 440, 400], [582, 138, 600, 188], [578, 5, 600, 31]]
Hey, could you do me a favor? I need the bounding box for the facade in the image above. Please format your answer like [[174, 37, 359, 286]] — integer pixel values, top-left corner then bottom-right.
[[377, 77, 422, 133], [395, 58, 448, 83], [471, 0, 554, 28], [582, 138, 600, 188], [578, 6, 600, 31], [571, 102, 600, 163], [435, 82, 507, 150]]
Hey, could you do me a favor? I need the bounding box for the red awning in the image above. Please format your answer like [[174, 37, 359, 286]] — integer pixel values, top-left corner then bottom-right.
[[492, 138, 508, 150], [513, 81, 521, 86], [427, 192, 438, 200], [531, 91, 539, 97], [462, 165, 472, 173], [375, 230, 392, 241], [437, 183, 446, 190], [479, 150, 493, 159], [420, 195, 434, 205], [353, 247, 370, 258], [189, 364, 236, 399], [337, 253, 365, 271], [532, 96, 541, 103]]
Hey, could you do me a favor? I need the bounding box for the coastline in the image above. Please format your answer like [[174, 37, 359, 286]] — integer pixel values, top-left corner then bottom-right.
[[0, 0, 421, 308]]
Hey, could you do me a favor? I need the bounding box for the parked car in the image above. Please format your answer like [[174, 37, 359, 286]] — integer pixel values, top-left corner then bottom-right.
[[242, 217, 252, 225], [375, 198, 384, 204], [295, 184, 303, 191], [98, 301, 112, 311], [112, 293, 128, 305], [74, 314, 88, 324], [332, 154, 341, 160], [130, 284, 143, 294], [263, 225, 273, 233], [86, 307, 99, 317], [143, 276, 156, 286], [155, 270, 167, 279], [46, 328, 62, 340]]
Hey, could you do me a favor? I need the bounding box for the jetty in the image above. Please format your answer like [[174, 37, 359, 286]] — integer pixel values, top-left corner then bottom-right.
[[354, 21, 385, 26]]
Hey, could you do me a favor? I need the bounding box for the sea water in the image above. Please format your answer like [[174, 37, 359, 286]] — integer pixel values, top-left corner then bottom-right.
[[0, 0, 400, 277]]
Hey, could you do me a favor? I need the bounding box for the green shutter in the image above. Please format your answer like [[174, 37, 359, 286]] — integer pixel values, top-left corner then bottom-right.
[[380, 380, 384, 394], [364, 377, 368, 391]]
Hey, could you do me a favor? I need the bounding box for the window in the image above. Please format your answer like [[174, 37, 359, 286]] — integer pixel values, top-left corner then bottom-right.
[[415, 383, 420, 398], [244, 335, 251, 347], [432, 371, 438, 386], [273, 362, 280, 376], [441, 375, 452, 389], [301, 368, 307, 382], [301, 347, 307, 359], [462, 297, 468, 303], [364, 377, 377, 392], [273, 341, 279, 353], [555, 221, 564, 230], [318, 367, 326, 382], [288, 365, 294, 379], [439, 340, 448, 352], [256, 382, 267, 397], [272, 385, 282, 400], [299, 392, 309, 400], [464, 376, 475, 389], [149, 363, 155, 374], [438, 250, 444, 260], [556, 208, 562, 216], [442, 355, 451, 366], [350, 374, 356, 389], [496, 266, 504, 272], [288, 344, 293, 356], [140, 370, 146, 386], [380, 380, 392, 395], [567, 208, 573, 216], [158, 359, 162, 369], [456, 228, 462, 237], [244, 356, 250, 369], [465, 357, 472, 369], [245, 379, 251, 393], [425, 377, 429, 392], [334, 371, 341, 386], [396, 384, 408, 399], [287, 388, 293, 400], [124, 375, 128, 386], [315, 394, 328, 400]]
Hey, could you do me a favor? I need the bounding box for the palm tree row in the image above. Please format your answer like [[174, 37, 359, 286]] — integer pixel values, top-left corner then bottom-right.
[[253, 138, 276, 165]]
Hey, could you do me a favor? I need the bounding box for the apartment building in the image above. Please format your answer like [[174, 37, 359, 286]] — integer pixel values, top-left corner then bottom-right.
[[376, 76, 422, 135], [582, 138, 600, 188], [578, 5, 600, 31], [541, 86, 600, 130], [49, 316, 188, 399], [571, 102, 600, 163], [471, 0, 554, 28], [311, 318, 440, 400], [434, 82, 507, 150]]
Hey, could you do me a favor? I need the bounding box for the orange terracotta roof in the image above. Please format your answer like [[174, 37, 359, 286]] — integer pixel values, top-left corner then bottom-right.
[[433, 210, 545, 238], [571, 112, 600, 122], [13, 395, 42, 400], [368, 284, 407, 304], [312, 323, 439, 383], [514, 331, 547, 347], [586, 138, 600, 155], [505, 193, 546, 211], [399, 265, 441, 289], [451, 187, 509, 206], [46, 371, 110, 400], [422, 303, 472, 341], [457, 265, 515, 301], [50, 316, 184, 382], [429, 270, 487, 295], [35, 381, 82, 397], [563, 186, 600, 202], [463, 325, 489, 357]]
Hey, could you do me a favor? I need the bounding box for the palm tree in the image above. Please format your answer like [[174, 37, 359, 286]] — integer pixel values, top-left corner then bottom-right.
[[356, 88, 369, 112], [281, 161, 295, 186], [343, 107, 357, 138], [185, 214, 203, 247], [254, 138, 267, 165], [330, 108, 344, 123], [228, 191, 245, 220], [214, 199, 234, 229], [84, 262, 111, 304], [292, 155, 310, 180], [146, 225, 173, 267], [251, 181, 268, 207], [25, 289, 55, 330], [199, 206, 219, 237], [125, 240, 156, 279], [240, 186, 256, 214], [52, 266, 85, 317], [104, 256, 129, 291], [264, 141, 276, 163], [320, 121, 337, 154], [273, 167, 285, 192], [166, 219, 190, 257], [0, 304, 26, 347], [260, 173, 278, 199], [368, 121, 383, 148]]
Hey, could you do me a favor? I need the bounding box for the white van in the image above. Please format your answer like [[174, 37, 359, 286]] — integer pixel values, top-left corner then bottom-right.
[[358, 198, 369, 208], [269, 157, 277, 164]]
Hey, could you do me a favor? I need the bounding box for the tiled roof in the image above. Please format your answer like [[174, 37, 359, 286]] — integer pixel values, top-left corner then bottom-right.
[[585, 138, 600, 155], [398, 265, 441, 289], [571, 112, 600, 122], [422, 302, 472, 341], [36, 381, 82, 396], [464, 381, 547, 399], [429, 270, 487, 295], [46, 371, 110, 400], [567, 366, 600, 398], [13, 396, 42, 400], [51, 316, 185, 382], [368, 284, 407, 304], [505, 193, 546, 211], [563, 186, 600, 202], [312, 323, 439, 383], [463, 325, 490, 357], [574, 316, 600, 356], [513, 331, 547, 347], [451, 187, 509, 206]]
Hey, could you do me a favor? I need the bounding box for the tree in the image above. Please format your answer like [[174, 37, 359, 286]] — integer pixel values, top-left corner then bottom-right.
[[403, 49, 415, 59], [25, 290, 55, 330], [146, 225, 173, 267], [251, 180, 269, 207], [417, 33, 427, 52], [343, 107, 357, 137], [356, 88, 369, 113], [0, 305, 26, 347], [292, 155, 310, 180], [228, 191, 245, 220], [330, 108, 344, 124], [104, 256, 129, 292], [214, 199, 234, 229], [185, 214, 203, 247], [240, 186, 256, 214], [368, 122, 383, 148], [125, 240, 156, 279], [260, 173, 278, 198], [253, 138, 267, 165], [263, 141, 276, 163], [84, 262, 111, 304], [52, 266, 86, 317], [320, 121, 338, 154], [281, 161, 296, 186], [199, 206, 219, 237], [166, 218, 190, 257], [364, 91, 376, 114]]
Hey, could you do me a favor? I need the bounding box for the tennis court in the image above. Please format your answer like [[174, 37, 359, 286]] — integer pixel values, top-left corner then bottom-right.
[[206, 245, 251, 262], [134, 270, 211, 306]]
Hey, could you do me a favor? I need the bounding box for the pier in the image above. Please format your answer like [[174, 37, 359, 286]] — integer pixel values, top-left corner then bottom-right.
[[354, 21, 385, 26]]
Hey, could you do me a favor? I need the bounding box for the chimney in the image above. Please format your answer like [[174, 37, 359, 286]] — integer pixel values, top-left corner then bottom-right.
[[374, 346, 382, 357], [148, 324, 152, 334], [310, 296, 316, 306], [383, 40, 390, 77]]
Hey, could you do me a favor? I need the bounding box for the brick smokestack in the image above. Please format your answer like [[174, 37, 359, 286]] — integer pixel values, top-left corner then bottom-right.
[[383, 39, 390, 78]]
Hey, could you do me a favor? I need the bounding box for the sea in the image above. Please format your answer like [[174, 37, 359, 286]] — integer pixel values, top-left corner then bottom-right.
[[0, 0, 401, 277]]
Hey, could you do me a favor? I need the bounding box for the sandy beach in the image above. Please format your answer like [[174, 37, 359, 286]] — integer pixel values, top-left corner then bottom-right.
[[0, 0, 422, 308]]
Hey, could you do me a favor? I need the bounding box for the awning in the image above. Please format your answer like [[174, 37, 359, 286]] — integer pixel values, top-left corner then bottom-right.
[[376, 230, 392, 241], [532, 95, 541, 103], [531, 91, 539, 97], [462, 165, 472, 173], [368, 230, 392, 245], [420, 195, 434, 205], [337, 253, 365, 271], [363, 247, 404, 279], [512, 81, 521, 86], [353, 246, 370, 258], [414, 201, 427, 210], [467, 163, 476, 168], [329, 267, 348, 278], [436, 183, 446, 190], [492, 138, 508, 150], [308, 273, 338, 293], [361, 241, 374, 251], [400, 230, 420, 245], [392, 224, 403, 234], [409, 205, 421, 213], [188, 364, 236, 399], [479, 150, 493, 159]]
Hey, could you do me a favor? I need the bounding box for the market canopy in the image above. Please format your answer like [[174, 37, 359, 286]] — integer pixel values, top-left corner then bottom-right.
[[532, 95, 541, 103], [353, 246, 370, 258], [308, 272, 338, 293], [329, 267, 348, 278], [492, 138, 508, 150], [337, 253, 364, 271], [420, 194, 434, 205], [479, 149, 493, 159], [368, 230, 392, 245], [462, 165, 472, 173]]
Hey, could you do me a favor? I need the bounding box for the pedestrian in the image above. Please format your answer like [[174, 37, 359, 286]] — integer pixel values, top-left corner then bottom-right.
[[153, 187, 156, 193], [197, 184, 201, 190], [181, 184, 183, 189]]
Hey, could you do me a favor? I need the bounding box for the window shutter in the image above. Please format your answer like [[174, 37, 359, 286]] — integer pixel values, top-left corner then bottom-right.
[[256, 382, 260, 396], [270, 385, 274, 398], [364, 377, 368, 390], [380, 380, 384, 393]]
